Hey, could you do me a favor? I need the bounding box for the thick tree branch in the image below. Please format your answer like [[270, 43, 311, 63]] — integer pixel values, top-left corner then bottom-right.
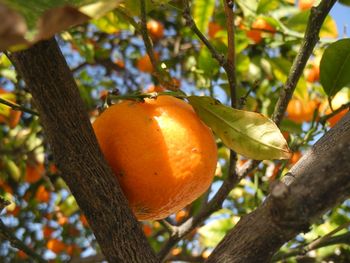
[[207, 112, 350, 263], [9, 38, 158, 263]]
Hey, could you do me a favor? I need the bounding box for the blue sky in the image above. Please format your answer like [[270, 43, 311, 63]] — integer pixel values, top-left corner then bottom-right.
[[331, 2, 350, 37]]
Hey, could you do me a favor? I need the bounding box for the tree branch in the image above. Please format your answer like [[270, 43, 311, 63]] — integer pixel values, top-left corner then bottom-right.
[[207, 112, 350, 262], [272, 0, 338, 125], [9, 38, 158, 263], [0, 97, 38, 116]]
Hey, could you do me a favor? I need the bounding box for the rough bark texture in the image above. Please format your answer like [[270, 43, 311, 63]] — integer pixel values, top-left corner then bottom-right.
[[10, 39, 158, 263], [207, 112, 350, 263]]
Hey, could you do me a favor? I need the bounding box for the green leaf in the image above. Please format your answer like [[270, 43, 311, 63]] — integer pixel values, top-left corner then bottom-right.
[[197, 47, 219, 76], [320, 39, 350, 97], [268, 57, 308, 100], [339, 0, 350, 6], [188, 96, 292, 160], [192, 0, 215, 34], [257, 0, 280, 14], [198, 217, 235, 247], [59, 195, 79, 216], [285, 11, 338, 39], [235, 0, 258, 17]]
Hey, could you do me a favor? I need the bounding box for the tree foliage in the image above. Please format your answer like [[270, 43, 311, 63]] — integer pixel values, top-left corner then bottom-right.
[[0, 0, 349, 262]]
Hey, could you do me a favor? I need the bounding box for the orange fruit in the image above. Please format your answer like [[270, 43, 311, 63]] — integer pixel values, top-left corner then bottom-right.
[[35, 185, 50, 203], [0, 180, 13, 194], [175, 209, 189, 223], [147, 20, 164, 40], [43, 226, 55, 238], [208, 22, 222, 38], [66, 244, 81, 256], [7, 206, 20, 216], [136, 53, 159, 73], [327, 108, 348, 127], [47, 239, 66, 254], [321, 92, 349, 127], [305, 63, 320, 83], [49, 164, 58, 174], [286, 98, 319, 123], [93, 95, 217, 220], [80, 214, 89, 227], [115, 59, 125, 69], [298, 0, 314, 10], [246, 18, 276, 44], [142, 224, 152, 237], [25, 162, 45, 183], [289, 151, 302, 165], [17, 250, 28, 259]]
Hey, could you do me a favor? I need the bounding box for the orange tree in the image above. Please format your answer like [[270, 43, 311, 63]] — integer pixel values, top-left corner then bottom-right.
[[0, 0, 350, 262]]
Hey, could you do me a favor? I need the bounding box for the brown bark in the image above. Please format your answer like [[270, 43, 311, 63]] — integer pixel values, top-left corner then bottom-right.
[[207, 112, 350, 263], [9, 38, 158, 263]]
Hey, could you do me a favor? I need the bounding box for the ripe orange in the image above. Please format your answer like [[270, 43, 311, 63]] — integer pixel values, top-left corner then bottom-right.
[[80, 214, 89, 227], [147, 20, 164, 40], [175, 209, 189, 223], [246, 18, 276, 44], [136, 52, 159, 73], [305, 63, 320, 83], [25, 162, 45, 183], [43, 226, 55, 238], [93, 95, 217, 220], [327, 109, 348, 127], [115, 59, 125, 69], [17, 250, 28, 259], [289, 151, 302, 165], [66, 244, 81, 256], [142, 224, 152, 237], [321, 92, 349, 127], [286, 98, 319, 123], [208, 22, 222, 38], [35, 185, 50, 203], [47, 239, 66, 254], [298, 0, 314, 10]]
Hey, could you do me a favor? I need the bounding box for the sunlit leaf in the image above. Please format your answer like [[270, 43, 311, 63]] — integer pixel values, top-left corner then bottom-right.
[[188, 96, 292, 160], [235, 0, 258, 17], [285, 11, 338, 38], [192, 0, 215, 34], [198, 218, 235, 247], [0, 0, 121, 50], [257, 0, 280, 14], [320, 39, 350, 97], [59, 195, 79, 216], [268, 57, 308, 101]]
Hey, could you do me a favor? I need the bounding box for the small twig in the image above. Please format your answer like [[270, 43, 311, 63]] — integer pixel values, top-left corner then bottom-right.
[[319, 102, 350, 125], [272, 0, 338, 125], [223, 0, 237, 108], [0, 97, 39, 116], [182, 0, 226, 66], [159, 219, 176, 234], [0, 218, 47, 263], [139, 0, 158, 70], [115, 7, 141, 32], [272, 230, 350, 261], [139, 0, 177, 91]]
